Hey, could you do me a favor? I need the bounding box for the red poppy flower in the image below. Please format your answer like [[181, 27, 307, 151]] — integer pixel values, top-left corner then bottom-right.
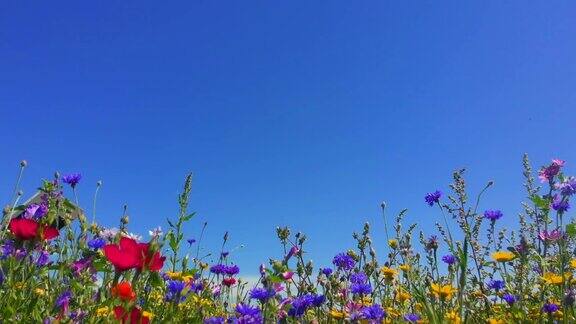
[[104, 237, 165, 272], [222, 277, 237, 287], [137, 243, 165, 272], [113, 306, 150, 324], [42, 226, 59, 240], [103, 237, 142, 272], [9, 218, 38, 240], [111, 281, 136, 301]]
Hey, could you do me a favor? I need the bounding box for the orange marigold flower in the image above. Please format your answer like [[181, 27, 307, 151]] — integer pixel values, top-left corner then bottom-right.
[[431, 283, 457, 300]]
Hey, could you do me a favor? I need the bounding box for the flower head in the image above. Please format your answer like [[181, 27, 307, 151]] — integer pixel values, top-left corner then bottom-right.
[[539, 159, 564, 182], [112, 282, 136, 301], [484, 210, 503, 221], [542, 302, 559, 314], [492, 251, 516, 262], [351, 282, 372, 295], [431, 283, 456, 300], [551, 195, 570, 213], [361, 304, 386, 321], [538, 229, 563, 242], [332, 252, 356, 271], [502, 294, 517, 306], [442, 254, 456, 265], [404, 313, 421, 322], [556, 177, 576, 196], [62, 173, 82, 188], [487, 279, 505, 291], [321, 267, 333, 276], [87, 237, 106, 249], [249, 287, 276, 302], [425, 190, 442, 206], [23, 203, 48, 220]]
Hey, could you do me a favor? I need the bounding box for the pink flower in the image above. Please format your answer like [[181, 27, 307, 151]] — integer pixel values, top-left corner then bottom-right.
[[282, 271, 294, 281], [539, 159, 565, 183], [538, 229, 563, 242]]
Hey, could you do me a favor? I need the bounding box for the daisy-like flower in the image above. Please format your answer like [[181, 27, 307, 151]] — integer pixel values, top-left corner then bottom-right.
[[148, 227, 163, 238], [380, 266, 398, 280], [492, 251, 516, 262], [430, 283, 456, 300]]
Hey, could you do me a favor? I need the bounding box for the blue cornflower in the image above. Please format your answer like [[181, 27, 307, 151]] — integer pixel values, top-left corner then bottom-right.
[[224, 264, 240, 276], [36, 250, 50, 267], [502, 294, 518, 306], [332, 252, 356, 270], [210, 264, 227, 275], [404, 313, 421, 322], [204, 317, 225, 324], [484, 210, 503, 221], [487, 279, 505, 291], [542, 302, 559, 313], [62, 173, 82, 188], [552, 195, 570, 213], [288, 294, 315, 317], [312, 294, 325, 307], [350, 272, 368, 284], [442, 254, 456, 265], [425, 190, 442, 206], [235, 303, 263, 323], [166, 280, 187, 303], [351, 282, 372, 295], [249, 287, 275, 302], [55, 291, 72, 309], [0, 240, 14, 260], [187, 238, 196, 245], [87, 237, 106, 250], [321, 267, 333, 276], [23, 203, 48, 220], [556, 177, 576, 196], [361, 304, 386, 321]]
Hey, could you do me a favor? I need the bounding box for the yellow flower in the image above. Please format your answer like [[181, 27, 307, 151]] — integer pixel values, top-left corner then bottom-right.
[[397, 289, 411, 302], [388, 239, 398, 249], [361, 296, 372, 306], [491, 251, 516, 262], [571, 259, 576, 269], [165, 271, 182, 280], [446, 311, 462, 324], [400, 264, 411, 271], [35, 288, 46, 296], [380, 266, 398, 280], [431, 283, 457, 300], [96, 307, 111, 317], [330, 309, 346, 319], [142, 311, 154, 319], [542, 272, 571, 285], [487, 319, 505, 324]]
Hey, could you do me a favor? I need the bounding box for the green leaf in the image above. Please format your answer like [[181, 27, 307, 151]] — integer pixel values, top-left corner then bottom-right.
[[530, 195, 549, 210], [566, 223, 576, 238]]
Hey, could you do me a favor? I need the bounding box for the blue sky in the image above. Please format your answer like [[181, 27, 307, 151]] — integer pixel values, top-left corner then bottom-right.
[[1, 1, 575, 275]]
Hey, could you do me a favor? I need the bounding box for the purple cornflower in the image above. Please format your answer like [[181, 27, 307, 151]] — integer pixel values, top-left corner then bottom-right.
[[204, 317, 225, 324], [36, 250, 50, 267], [312, 294, 325, 307], [321, 267, 333, 276], [87, 237, 106, 250], [166, 280, 187, 303], [221, 251, 229, 258], [542, 302, 559, 313], [249, 287, 276, 302], [235, 303, 263, 323], [210, 264, 227, 275], [62, 173, 82, 188], [332, 252, 356, 271], [425, 190, 442, 206], [350, 272, 368, 284], [502, 294, 518, 306], [361, 304, 386, 321], [556, 177, 576, 196], [288, 294, 316, 317], [224, 264, 240, 276], [187, 238, 196, 245], [442, 254, 456, 265], [55, 290, 72, 309], [487, 279, 505, 291], [551, 195, 570, 213], [23, 203, 48, 220], [484, 210, 503, 221], [404, 313, 421, 322], [351, 282, 372, 295], [0, 240, 14, 259]]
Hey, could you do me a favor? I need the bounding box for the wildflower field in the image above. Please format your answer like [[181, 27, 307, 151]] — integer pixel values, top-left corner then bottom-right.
[[2, 155, 576, 323]]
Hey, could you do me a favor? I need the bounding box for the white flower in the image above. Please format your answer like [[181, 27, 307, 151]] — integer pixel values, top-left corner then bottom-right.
[[100, 227, 119, 240], [123, 232, 142, 241], [149, 226, 163, 238]]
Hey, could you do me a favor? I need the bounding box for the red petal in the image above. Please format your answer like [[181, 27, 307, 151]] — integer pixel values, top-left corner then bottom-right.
[[43, 226, 59, 240], [9, 218, 38, 240], [103, 244, 139, 272]]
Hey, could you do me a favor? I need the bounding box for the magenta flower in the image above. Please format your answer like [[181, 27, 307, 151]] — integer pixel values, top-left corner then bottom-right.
[[538, 229, 563, 242], [538, 159, 564, 183]]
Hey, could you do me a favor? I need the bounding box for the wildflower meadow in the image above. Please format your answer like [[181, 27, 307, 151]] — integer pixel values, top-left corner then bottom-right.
[[2, 155, 576, 323]]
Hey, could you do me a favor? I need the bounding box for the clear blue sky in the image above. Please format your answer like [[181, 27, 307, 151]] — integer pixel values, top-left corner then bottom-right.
[[1, 1, 575, 275]]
